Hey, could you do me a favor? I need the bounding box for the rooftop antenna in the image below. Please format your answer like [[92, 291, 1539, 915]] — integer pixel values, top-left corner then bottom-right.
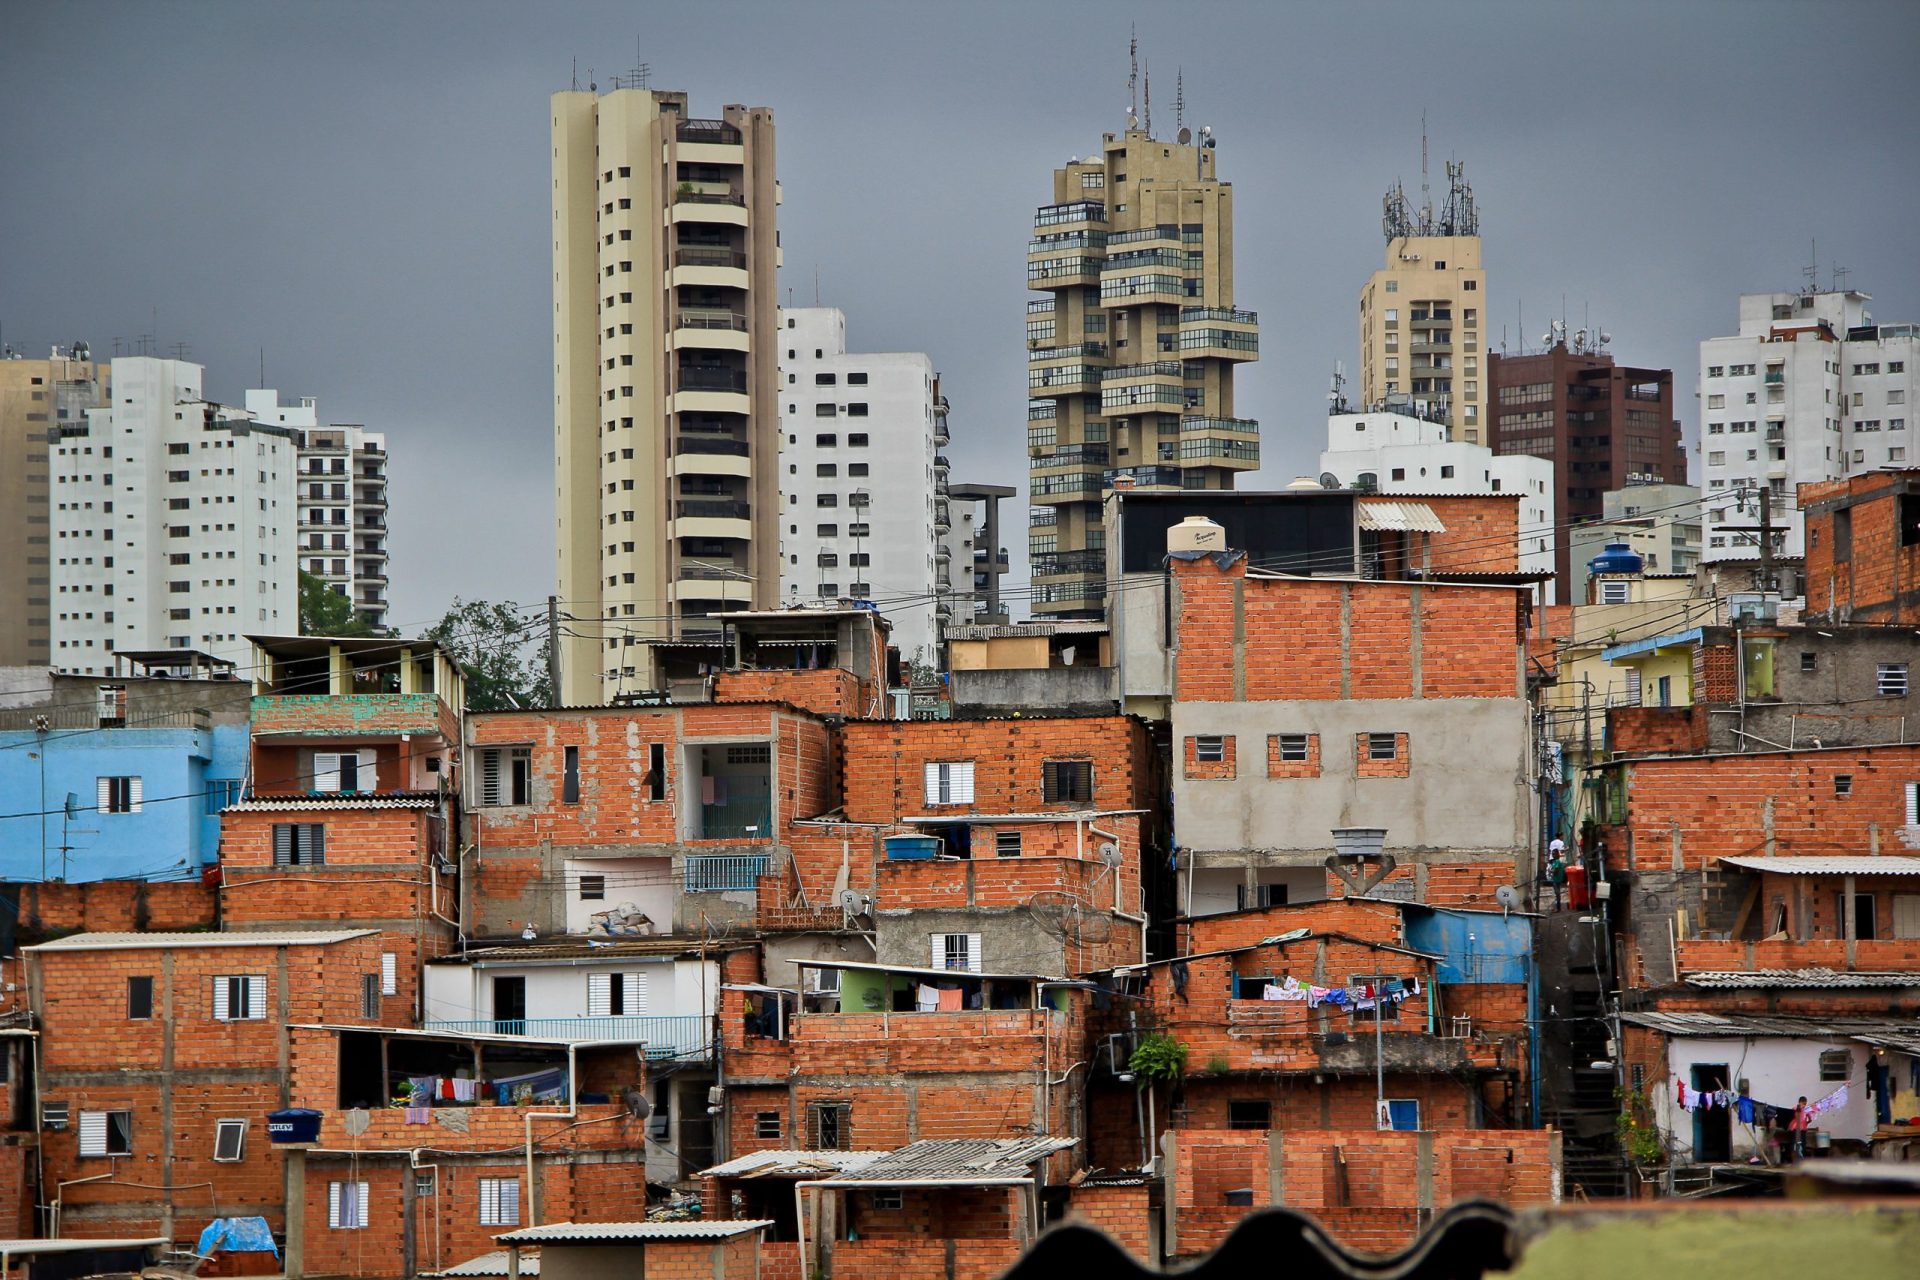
[[1127, 26, 1138, 129], [1143, 59, 1152, 137], [1175, 67, 1184, 136], [1419, 111, 1432, 230], [572, 56, 578, 91], [1803, 239, 1819, 294], [1833, 262, 1851, 293]]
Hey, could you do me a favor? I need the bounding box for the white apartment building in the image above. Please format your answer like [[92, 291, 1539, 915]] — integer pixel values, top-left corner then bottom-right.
[[1699, 288, 1918, 568], [1319, 405, 1557, 598], [244, 390, 392, 629], [50, 357, 297, 674], [777, 307, 943, 664]]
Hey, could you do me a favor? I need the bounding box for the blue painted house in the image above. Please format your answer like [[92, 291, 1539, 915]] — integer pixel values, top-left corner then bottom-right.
[[0, 711, 247, 883]]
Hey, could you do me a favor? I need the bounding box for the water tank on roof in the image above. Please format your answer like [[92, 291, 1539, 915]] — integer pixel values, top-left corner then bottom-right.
[[1587, 542, 1644, 577], [1167, 516, 1225, 555]]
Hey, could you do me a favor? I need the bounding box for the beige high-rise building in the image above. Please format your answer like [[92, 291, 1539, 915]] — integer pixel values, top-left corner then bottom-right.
[[551, 85, 779, 705], [1357, 161, 1486, 442], [0, 349, 107, 666], [1027, 127, 1259, 619]]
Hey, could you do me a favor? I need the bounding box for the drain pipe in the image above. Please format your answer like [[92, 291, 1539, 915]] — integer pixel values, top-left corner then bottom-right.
[[522, 1042, 579, 1226], [411, 1149, 443, 1274], [50, 1172, 114, 1238]]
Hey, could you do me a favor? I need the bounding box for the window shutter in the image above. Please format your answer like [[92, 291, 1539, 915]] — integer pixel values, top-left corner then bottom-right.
[[1907, 782, 1919, 828], [1042, 761, 1060, 803], [273, 825, 294, 867], [623, 972, 647, 1013], [313, 753, 342, 793], [97, 777, 112, 814], [247, 975, 267, 1020], [78, 1111, 107, 1157], [212, 976, 230, 1021], [923, 762, 941, 804], [309, 824, 326, 864], [328, 1181, 341, 1228], [128, 777, 143, 812], [480, 749, 502, 806], [965, 933, 982, 973], [381, 953, 397, 996], [587, 973, 612, 1017]]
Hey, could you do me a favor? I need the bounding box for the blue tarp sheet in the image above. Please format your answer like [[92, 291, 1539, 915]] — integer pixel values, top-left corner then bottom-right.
[[197, 1216, 280, 1258]]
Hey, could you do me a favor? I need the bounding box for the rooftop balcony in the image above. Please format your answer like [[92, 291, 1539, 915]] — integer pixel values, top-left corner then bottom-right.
[[1033, 200, 1105, 228], [676, 119, 742, 145], [423, 1015, 712, 1060]]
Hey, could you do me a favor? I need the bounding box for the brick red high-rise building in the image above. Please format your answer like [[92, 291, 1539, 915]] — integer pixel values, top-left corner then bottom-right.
[[1487, 343, 1686, 595]]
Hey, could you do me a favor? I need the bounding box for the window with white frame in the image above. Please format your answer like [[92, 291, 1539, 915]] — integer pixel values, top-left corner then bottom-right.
[[923, 761, 975, 805], [1599, 580, 1631, 604], [312, 750, 374, 793], [587, 971, 648, 1016], [381, 952, 397, 996], [97, 775, 142, 813], [328, 1180, 370, 1229], [476, 745, 533, 806], [213, 1119, 247, 1162], [478, 1177, 520, 1226], [77, 1109, 132, 1157], [1879, 664, 1910, 697], [933, 932, 982, 973], [756, 1111, 783, 1139], [1193, 735, 1225, 763], [212, 974, 268, 1021], [1273, 734, 1311, 762]]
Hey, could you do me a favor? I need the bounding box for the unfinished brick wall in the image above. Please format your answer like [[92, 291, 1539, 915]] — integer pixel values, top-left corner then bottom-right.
[[1064, 1182, 1153, 1261], [1353, 732, 1410, 778], [1613, 743, 1920, 873], [1608, 706, 1707, 755], [1803, 471, 1920, 625], [1411, 494, 1523, 574], [1166, 1127, 1559, 1257], [1172, 557, 1525, 703], [29, 934, 383, 1245], [1266, 733, 1321, 778], [2, 880, 217, 947], [715, 668, 864, 719], [841, 717, 1154, 822], [1184, 900, 1405, 956], [1182, 734, 1236, 780]]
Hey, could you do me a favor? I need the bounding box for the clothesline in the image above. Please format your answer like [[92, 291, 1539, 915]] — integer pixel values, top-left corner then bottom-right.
[[1258, 974, 1421, 1013], [1674, 1075, 1853, 1126]]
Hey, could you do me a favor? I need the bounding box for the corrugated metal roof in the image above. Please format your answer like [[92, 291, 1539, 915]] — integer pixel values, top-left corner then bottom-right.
[[818, 1137, 1077, 1185], [1718, 855, 1920, 876], [698, 1150, 886, 1180], [494, 1221, 772, 1245], [1621, 1011, 1920, 1039], [946, 622, 1110, 640], [225, 794, 441, 811], [1684, 969, 1920, 989], [422, 1251, 540, 1277], [1356, 501, 1446, 534], [24, 929, 374, 953], [436, 938, 743, 964]]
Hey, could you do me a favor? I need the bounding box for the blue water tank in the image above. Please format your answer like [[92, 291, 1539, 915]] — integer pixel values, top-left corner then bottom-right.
[[1588, 542, 1644, 577], [884, 836, 943, 861]]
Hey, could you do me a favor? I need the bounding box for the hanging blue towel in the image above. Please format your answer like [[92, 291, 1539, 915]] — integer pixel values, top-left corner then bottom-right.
[[197, 1217, 279, 1258]]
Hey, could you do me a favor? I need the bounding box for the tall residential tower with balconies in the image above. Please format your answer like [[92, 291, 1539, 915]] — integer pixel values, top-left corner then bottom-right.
[[1358, 160, 1486, 443], [552, 84, 779, 703], [1026, 126, 1258, 619]]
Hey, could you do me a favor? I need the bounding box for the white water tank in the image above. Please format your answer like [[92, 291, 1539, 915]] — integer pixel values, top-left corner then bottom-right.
[[1167, 516, 1225, 555]]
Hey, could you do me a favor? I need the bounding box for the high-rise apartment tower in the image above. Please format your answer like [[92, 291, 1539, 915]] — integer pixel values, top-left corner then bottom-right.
[[551, 85, 779, 704], [0, 348, 106, 665], [1358, 161, 1486, 442], [1027, 126, 1259, 619]]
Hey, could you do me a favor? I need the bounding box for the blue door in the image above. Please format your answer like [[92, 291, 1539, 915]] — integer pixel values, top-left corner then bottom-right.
[[1387, 1099, 1420, 1131]]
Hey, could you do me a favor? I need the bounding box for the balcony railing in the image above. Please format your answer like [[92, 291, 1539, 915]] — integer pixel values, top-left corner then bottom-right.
[[425, 1015, 711, 1059], [676, 119, 743, 144], [677, 309, 749, 331], [1106, 466, 1186, 488], [1032, 550, 1108, 577], [1032, 444, 1109, 467], [1103, 360, 1184, 382], [680, 562, 750, 580], [1180, 306, 1258, 325], [1033, 200, 1105, 227], [686, 852, 770, 890], [673, 190, 746, 207], [678, 368, 748, 393], [1029, 342, 1109, 362], [1178, 416, 1259, 435], [674, 246, 748, 270], [675, 499, 751, 519], [677, 436, 750, 456]]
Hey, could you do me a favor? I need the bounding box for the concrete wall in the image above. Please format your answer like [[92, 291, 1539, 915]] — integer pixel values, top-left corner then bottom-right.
[[422, 956, 721, 1023], [1170, 697, 1531, 854], [872, 907, 1074, 976], [948, 666, 1116, 717]]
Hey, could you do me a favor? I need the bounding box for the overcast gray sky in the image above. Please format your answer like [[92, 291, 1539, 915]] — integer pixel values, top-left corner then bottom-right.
[[5, 0, 1917, 629]]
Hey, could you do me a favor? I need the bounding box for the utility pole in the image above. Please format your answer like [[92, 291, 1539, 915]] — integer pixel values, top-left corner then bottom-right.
[[1374, 967, 1386, 1128], [546, 595, 562, 707], [1719, 484, 1779, 594]]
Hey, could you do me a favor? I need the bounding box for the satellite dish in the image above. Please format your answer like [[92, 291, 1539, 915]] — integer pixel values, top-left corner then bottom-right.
[[837, 888, 870, 916], [1495, 885, 1521, 910], [1098, 841, 1123, 867], [1319, 472, 1341, 490], [622, 1086, 652, 1120], [1177, 126, 1192, 145]]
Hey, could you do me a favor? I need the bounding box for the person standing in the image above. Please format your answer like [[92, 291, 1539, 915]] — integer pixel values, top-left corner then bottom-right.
[[1788, 1095, 1811, 1161], [1545, 838, 1568, 912]]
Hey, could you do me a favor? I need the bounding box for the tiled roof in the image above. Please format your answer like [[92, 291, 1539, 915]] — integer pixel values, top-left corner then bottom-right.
[[1717, 855, 1920, 876], [818, 1137, 1077, 1184], [24, 929, 374, 952], [697, 1150, 886, 1180], [494, 1222, 772, 1245], [1684, 969, 1920, 989]]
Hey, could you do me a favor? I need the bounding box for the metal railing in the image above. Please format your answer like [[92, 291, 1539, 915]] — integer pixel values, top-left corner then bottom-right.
[[674, 246, 747, 270], [677, 309, 749, 331], [685, 852, 770, 889], [678, 368, 748, 392], [677, 436, 750, 456], [1033, 200, 1105, 227], [424, 1015, 711, 1059], [675, 499, 751, 519], [673, 190, 746, 207], [1179, 306, 1258, 325]]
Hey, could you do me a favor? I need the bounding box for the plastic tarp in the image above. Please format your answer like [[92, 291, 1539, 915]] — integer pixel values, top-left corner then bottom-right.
[[196, 1216, 280, 1258]]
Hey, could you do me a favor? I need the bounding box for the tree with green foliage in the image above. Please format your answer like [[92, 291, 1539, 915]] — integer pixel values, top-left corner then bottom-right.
[[298, 571, 377, 637], [424, 598, 552, 712]]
